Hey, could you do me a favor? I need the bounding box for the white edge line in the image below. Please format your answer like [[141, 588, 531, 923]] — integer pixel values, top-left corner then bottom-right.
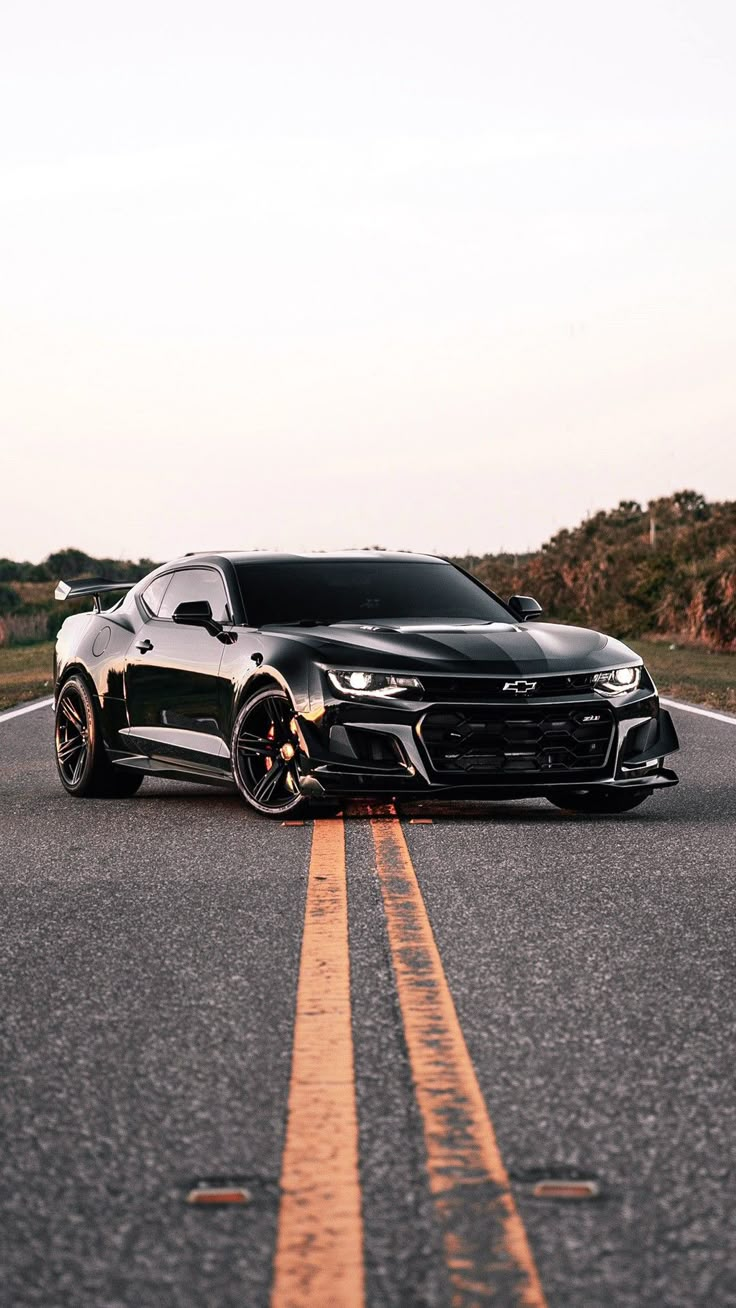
[[0, 695, 55, 724], [660, 697, 736, 726]]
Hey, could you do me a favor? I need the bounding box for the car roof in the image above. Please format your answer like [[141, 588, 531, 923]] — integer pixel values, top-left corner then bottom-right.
[[174, 550, 448, 566]]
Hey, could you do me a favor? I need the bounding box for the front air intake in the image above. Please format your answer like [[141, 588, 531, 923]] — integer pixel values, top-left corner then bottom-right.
[[419, 704, 615, 776]]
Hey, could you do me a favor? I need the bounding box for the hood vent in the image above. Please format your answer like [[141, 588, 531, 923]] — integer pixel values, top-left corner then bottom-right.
[[346, 622, 523, 635], [395, 622, 522, 634]]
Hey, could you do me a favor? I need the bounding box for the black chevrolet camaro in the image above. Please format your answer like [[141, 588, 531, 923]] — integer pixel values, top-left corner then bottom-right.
[[53, 551, 679, 816]]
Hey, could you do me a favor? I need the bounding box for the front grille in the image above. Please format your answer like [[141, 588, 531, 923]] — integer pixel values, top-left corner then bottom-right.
[[420, 704, 614, 776], [418, 673, 594, 700]]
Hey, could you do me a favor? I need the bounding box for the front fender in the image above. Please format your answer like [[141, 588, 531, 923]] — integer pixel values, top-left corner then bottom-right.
[[220, 632, 313, 742]]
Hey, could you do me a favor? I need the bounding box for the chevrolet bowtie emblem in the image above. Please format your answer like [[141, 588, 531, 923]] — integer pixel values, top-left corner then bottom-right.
[[503, 679, 538, 694]]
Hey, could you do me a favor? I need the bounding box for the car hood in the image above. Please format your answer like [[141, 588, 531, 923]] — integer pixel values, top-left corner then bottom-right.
[[266, 620, 640, 676]]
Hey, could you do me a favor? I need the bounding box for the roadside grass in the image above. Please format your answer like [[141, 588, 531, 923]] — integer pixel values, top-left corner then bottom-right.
[[0, 642, 54, 712], [635, 638, 736, 714], [0, 636, 733, 716], [9, 581, 56, 605]]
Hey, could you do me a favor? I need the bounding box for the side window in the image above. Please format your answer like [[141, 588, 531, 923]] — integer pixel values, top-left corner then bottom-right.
[[141, 573, 172, 617], [158, 568, 231, 623]]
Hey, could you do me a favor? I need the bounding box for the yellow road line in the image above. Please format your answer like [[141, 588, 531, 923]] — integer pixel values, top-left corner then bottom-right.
[[270, 818, 364, 1308], [372, 817, 548, 1307]]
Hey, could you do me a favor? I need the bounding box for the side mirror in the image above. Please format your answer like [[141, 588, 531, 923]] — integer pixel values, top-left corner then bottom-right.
[[508, 594, 544, 621], [172, 599, 222, 637]]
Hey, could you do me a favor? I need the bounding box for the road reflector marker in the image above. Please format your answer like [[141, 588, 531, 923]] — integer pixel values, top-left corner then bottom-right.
[[281, 820, 306, 826], [409, 817, 433, 824], [531, 1179, 599, 1200], [187, 1185, 251, 1205]]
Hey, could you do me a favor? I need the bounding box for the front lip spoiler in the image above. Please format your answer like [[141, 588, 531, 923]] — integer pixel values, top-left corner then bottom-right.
[[305, 755, 413, 777], [570, 768, 678, 791], [296, 761, 679, 798]]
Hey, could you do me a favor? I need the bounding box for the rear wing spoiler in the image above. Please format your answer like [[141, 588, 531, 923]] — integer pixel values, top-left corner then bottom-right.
[[55, 578, 135, 611]]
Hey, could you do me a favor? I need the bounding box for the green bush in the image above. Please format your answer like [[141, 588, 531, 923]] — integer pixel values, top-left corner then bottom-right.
[[0, 583, 21, 613], [455, 491, 736, 651]]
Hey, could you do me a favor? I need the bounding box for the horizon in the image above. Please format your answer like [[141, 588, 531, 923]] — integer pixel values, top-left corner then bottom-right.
[[3, 485, 724, 569]]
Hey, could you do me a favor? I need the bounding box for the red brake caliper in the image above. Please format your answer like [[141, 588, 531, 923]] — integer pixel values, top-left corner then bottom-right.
[[265, 724, 276, 772]]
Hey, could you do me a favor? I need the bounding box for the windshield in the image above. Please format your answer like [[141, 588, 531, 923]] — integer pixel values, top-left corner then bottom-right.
[[234, 560, 512, 626]]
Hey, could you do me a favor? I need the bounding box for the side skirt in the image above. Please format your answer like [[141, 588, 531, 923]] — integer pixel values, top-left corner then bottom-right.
[[110, 752, 235, 789]]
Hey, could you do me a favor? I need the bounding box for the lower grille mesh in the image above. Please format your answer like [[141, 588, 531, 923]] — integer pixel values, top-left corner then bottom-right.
[[420, 705, 614, 775]]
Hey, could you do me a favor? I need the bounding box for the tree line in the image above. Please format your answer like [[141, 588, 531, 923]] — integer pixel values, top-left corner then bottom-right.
[[0, 549, 158, 646], [451, 491, 736, 650], [1, 493, 735, 649]]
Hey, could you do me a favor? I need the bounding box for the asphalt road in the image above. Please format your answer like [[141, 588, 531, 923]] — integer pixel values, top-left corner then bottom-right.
[[1, 701, 735, 1307]]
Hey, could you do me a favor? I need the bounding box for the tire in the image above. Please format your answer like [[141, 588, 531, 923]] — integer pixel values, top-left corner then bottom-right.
[[231, 686, 307, 817], [55, 675, 144, 798], [547, 788, 651, 815]]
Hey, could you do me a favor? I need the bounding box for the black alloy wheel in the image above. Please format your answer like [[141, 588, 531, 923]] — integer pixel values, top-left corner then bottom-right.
[[55, 680, 91, 789], [547, 787, 651, 814], [55, 675, 143, 798], [232, 687, 306, 816]]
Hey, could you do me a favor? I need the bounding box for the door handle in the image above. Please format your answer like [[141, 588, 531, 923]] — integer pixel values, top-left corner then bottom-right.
[[136, 639, 154, 653]]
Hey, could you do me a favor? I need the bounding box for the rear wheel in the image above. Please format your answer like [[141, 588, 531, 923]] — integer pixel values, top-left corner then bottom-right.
[[232, 687, 307, 816], [547, 787, 650, 815], [55, 676, 144, 798]]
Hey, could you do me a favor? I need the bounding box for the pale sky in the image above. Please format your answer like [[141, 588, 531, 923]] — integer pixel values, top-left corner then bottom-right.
[[1, 0, 735, 563]]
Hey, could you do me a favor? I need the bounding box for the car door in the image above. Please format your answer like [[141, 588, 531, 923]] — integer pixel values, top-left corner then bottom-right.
[[123, 566, 232, 766]]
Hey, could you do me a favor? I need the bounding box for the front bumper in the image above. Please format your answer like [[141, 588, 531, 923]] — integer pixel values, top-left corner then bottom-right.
[[293, 684, 680, 799]]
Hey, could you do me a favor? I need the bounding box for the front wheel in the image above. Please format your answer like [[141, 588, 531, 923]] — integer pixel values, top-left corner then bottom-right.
[[231, 687, 307, 817], [547, 787, 651, 815]]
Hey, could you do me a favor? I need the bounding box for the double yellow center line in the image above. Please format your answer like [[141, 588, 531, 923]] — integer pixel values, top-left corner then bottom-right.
[[270, 820, 364, 1305], [271, 817, 547, 1307]]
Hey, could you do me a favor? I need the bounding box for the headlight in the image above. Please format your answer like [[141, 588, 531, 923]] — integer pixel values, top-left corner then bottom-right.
[[592, 666, 641, 695], [327, 669, 423, 698]]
